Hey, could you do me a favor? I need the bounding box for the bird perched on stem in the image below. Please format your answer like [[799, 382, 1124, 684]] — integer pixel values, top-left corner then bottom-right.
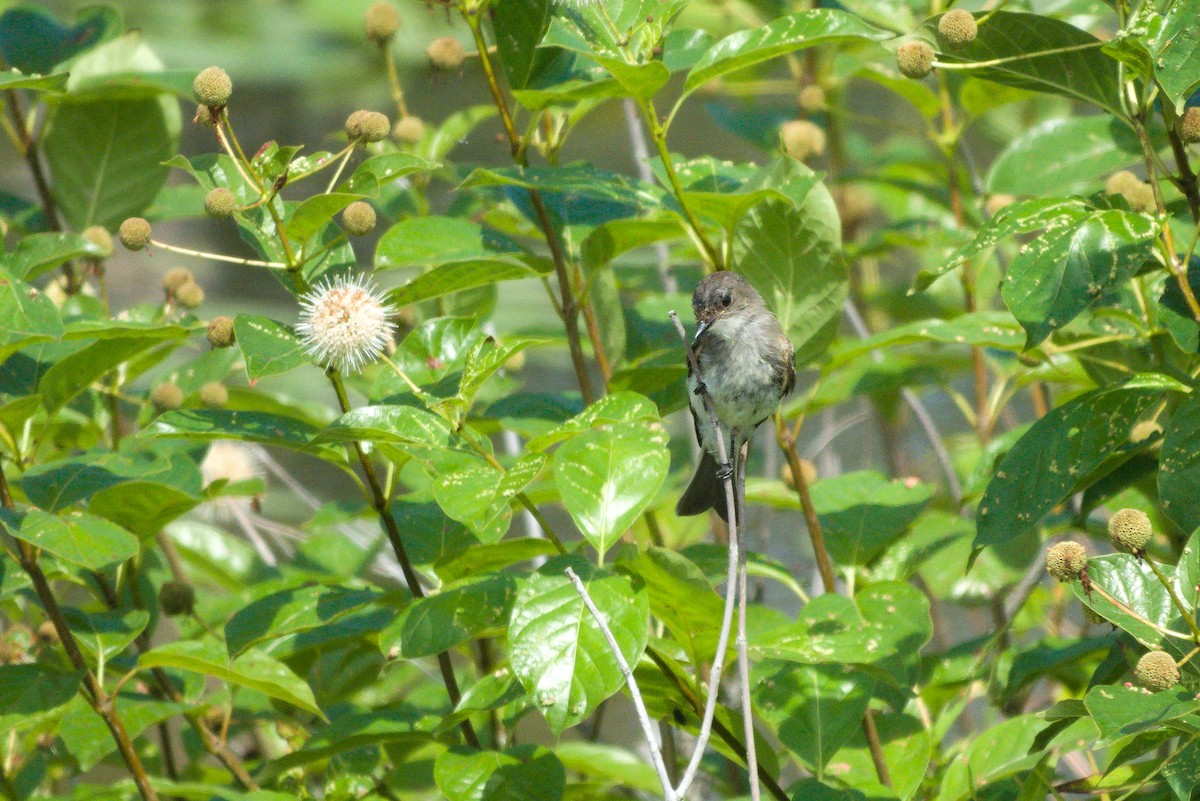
[[676, 272, 795, 521]]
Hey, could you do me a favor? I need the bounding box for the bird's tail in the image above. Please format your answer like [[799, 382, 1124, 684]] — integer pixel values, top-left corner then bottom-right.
[[675, 451, 729, 522]]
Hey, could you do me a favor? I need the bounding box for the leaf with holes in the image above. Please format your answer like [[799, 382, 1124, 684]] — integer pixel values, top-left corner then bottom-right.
[[1000, 209, 1158, 348], [1158, 392, 1200, 535], [975, 384, 1167, 556]]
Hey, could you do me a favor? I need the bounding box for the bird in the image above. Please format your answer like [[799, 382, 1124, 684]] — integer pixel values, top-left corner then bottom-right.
[[675, 272, 795, 521]]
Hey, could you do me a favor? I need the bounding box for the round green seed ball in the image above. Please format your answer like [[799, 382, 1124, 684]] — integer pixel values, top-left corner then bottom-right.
[[118, 217, 152, 251], [193, 66, 232, 107], [159, 580, 196, 616], [204, 187, 236, 218], [1134, 650, 1179, 692], [342, 201, 377, 236], [897, 41, 935, 79]]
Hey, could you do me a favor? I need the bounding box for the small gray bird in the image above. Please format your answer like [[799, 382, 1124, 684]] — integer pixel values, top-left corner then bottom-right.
[[675, 272, 795, 521]]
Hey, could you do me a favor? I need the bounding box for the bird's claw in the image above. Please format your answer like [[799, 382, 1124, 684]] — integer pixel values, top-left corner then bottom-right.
[[693, 381, 707, 396], [715, 462, 734, 481]]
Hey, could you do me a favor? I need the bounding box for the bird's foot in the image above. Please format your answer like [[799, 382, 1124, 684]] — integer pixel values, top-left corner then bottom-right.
[[715, 462, 734, 481], [693, 381, 707, 396]]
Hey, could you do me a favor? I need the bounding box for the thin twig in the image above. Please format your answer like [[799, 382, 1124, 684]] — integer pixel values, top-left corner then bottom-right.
[[148, 239, 287, 269], [734, 445, 760, 801], [565, 567, 677, 801]]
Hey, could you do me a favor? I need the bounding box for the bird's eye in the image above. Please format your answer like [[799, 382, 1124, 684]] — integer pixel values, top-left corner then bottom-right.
[[721, 293, 732, 307]]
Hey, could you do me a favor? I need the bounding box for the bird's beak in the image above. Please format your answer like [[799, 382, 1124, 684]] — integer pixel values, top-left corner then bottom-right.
[[693, 319, 709, 341]]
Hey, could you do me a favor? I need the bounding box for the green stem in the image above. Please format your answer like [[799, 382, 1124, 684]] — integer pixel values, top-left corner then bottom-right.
[[641, 102, 723, 271], [1144, 557, 1200, 643], [325, 370, 481, 749]]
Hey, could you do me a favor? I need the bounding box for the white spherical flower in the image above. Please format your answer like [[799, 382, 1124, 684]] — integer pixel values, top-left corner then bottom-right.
[[296, 274, 396, 374]]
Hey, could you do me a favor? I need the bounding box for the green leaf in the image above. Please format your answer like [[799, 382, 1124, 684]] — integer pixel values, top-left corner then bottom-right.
[[1072, 554, 1175, 649], [932, 12, 1120, 113], [384, 259, 549, 306], [508, 559, 650, 734], [986, 116, 1142, 196], [314, 405, 457, 453], [43, 96, 178, 230], [554, 741, 663, 793], [384, 574, 518, 659], [0, 265, 64, 363], [39, 335, 177, 413], [3, 231, 108, 280], [224, 584, 381, 657], [492, 0, 551, 91], [142, 409, 321, 450], [433, 454, 546, 541], [735, 162, 847, 365], [553, 419, 670, 559], [617, 546, 725, 666], [0, 69, 68, 92], [88, 480, 200, 536], [789, 779, 869, 801], [62, 320, 192, 341], [680, 9, 887, 103], [831, 712, 933, 801], [1158, 392, 1200, 535], [753, 660, 874, 776], [435, 745, 566, 801], [61, 607, 148, 665], [375, 216, 494, 268], [339, 152, 439, 196], [1142, 0, 1200, 113], [234, 315, 310, 380], [935, 717, 1051, 801], [810, 471, 933, 567], [580, 217, 684, 272], [526, 391, 659, 452], [1085, 683, 1200, 743], [1001, 209, 1158, 348], [975, 385, 1167, 554], [432, 539, 558, 585], [1164, 738, 1200, 801], [137, 639, 324, 719], [0, 508, 137, 570], [18, 450, 201, 511], [285, 192, 361, 246], [0, 664, 83, 717], [592, 56, 671, 101]]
